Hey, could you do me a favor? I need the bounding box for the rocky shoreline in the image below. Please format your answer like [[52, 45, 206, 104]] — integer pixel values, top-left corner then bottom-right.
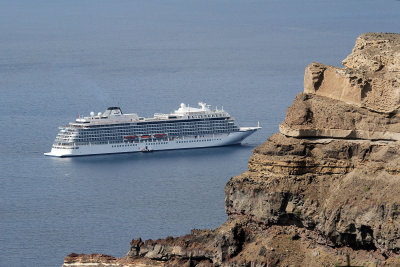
[[63, 33, 400, 266]]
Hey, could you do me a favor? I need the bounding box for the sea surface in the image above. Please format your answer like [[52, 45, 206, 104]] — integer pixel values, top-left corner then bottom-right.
[[0, 0, 399, 266]]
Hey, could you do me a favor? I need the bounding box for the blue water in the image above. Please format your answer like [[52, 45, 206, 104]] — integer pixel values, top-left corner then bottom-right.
[[1, 0, 399, 266]]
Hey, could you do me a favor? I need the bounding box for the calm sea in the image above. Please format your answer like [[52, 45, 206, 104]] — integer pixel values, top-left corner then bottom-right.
[[0, 0, 399, 266]]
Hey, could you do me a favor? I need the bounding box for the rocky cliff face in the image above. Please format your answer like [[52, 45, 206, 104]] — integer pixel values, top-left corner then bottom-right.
[[63, 33, 400, 267]]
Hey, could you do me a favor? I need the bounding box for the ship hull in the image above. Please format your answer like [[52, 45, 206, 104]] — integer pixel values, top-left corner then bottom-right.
[[44, 128, 258, 157]]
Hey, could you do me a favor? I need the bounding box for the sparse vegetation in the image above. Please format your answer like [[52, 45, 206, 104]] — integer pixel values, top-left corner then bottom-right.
[[295, 209, 302, 217]]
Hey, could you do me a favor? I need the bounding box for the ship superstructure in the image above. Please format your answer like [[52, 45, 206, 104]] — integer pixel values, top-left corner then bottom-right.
[[45, 102, 261, 157]]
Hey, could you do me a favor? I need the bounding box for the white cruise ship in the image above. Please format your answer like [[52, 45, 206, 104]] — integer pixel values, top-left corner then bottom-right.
[[44, 102, 261, 157]]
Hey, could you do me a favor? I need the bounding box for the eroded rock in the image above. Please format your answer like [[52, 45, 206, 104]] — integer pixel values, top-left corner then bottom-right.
[[304, 33, 400, 114]]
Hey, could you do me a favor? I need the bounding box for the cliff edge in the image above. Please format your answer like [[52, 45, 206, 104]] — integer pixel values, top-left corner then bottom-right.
[[63, 33, 400, 267]]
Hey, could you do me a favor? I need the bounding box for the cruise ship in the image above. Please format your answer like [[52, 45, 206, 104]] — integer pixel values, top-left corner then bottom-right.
[[44, 102, 261, 157]]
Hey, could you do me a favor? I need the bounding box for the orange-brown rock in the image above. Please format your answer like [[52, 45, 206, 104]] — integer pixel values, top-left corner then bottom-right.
[[304, 33, 400, 114], [280, 93, 400, 140], [290, 33, 400, 140]]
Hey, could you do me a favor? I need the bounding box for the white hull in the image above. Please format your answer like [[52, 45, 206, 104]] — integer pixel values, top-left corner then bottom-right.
[[44, 128, 258, 157]]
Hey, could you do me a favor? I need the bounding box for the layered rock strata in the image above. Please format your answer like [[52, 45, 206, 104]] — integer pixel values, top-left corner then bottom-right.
[[63, 33, 400, 267]]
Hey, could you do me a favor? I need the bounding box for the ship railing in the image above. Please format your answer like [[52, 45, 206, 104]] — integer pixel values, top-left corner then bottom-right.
[[154, 113, 170, 118]]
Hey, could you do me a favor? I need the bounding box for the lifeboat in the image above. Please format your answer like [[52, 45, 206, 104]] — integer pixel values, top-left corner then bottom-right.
[[153, 133, 167, 138], [125, 135, 138, 139], [141, 135, 151, 139]]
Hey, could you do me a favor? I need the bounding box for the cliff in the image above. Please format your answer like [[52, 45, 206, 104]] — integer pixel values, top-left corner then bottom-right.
[[63, 33, 400, 267]]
